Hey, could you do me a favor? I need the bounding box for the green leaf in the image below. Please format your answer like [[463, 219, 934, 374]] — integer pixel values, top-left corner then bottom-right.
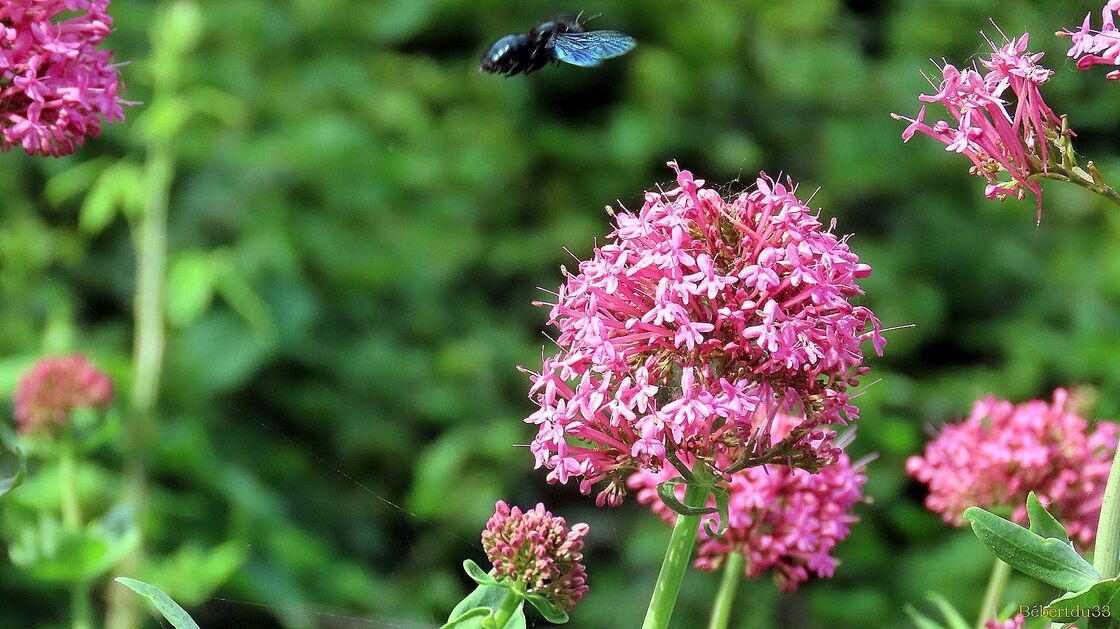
[[167, 252, 217, 328], [926, 592, 970, 629], [136, 541, 248, 606], [524, 592, 569, 624], [965, 507, 1099, 592], [78, 163, 145, 234], [1027, 492, 1071, 544], [0, 437, 25, 498], [442, 583, 526, 629], [904, 604, 947, 629], [114, 577, 201, 629], [44, 157, 111, 205], [463, 559, 500, 587], [703, 485, 730, 538], [656, 479, 717, 517], [10, 509, 140, 582], [1046, 579, 1120, 626]]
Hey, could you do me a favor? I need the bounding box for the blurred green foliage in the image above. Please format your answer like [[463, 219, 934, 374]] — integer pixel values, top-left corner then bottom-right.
[[3, 0, 1120, 627]]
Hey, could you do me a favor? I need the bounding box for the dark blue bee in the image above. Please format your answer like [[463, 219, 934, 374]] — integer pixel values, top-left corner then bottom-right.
[[480, 16, 636, 77]]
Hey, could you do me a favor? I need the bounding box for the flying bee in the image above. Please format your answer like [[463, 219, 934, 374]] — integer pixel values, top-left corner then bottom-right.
[[479, 15, 636, 77]]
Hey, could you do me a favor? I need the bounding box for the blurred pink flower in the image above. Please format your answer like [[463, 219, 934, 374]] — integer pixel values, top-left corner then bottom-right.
[[986, 616, 1025, 629], [906, 389, 1117, 546], [0, 0, 128, 156], [522, 164, 883, 506], [894, 33, 1063, 223], [1058, 1, 1120, 80], [628, 412, 867, 592], [13, 354, 113, 434], [481, 501, 589, 612]]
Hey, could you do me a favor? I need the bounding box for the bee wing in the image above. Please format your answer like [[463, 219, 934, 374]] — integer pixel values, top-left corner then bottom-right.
[[550, 30, 636, 67]]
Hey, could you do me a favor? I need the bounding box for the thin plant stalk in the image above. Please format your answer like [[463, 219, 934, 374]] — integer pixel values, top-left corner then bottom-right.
[[707, 551, 745, 629], [489, 588, 523, 629], [641, 480, 710, 629], [1093, 445, 1120, 578], [105, 34, 178, 629], [975, 557, 1011, 629], [59, 431, 92, 629]]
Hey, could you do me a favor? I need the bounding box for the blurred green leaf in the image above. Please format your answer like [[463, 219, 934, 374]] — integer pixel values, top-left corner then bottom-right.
[[904, 604, 946, 629], [114, 577, 201, 629], [167, 251, 217, 328], [9, 511, 140, 582], [925, 592, 970, 629], [0, 437, 25, 498], [79, 162, 145, 233], [139, 541, 248, 606]]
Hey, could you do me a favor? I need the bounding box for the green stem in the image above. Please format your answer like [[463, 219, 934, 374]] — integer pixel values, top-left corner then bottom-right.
[[105, 79, 175, 629], [1037, 166, 1120, 210], [58, 431, 82, 530], [71, 580, 93, 629], [642, 480, 710, 629], [707, 551, 744, 629], [488, 588, 522, 629], [1093, 445, 1120, 578], [59, 431, 92, 629], [975, 558, 1011, 628]]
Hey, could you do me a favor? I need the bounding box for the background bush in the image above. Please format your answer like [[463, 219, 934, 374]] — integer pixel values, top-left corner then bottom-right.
[[3, 0, 1120, 626]]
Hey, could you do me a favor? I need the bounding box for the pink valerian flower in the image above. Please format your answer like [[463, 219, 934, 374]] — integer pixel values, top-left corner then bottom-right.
[[0, 0, 128, 156], [1058, 1, 1120, 80], [893, 33, 1064, 223], [13, 354, 113, 434], [522, 163, 884, 506], [481, 501, 589, 612], [628, 412, 867, 592], [986, 616, 1025, 629], [906, 389, 1118, 546]]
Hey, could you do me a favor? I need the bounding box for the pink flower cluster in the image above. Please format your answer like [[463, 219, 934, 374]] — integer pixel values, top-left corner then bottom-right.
[[894, 33, 1062, 222], [481, 501, 589, 612], [628, 412, 867, 592], [523, 163, 883, 506], [0, 0, 126, 156], [906, 389, 1117, 546], [986, 617, 1025, 629], [13, 354, 113, 434], [1059, 1, 1120, 80]]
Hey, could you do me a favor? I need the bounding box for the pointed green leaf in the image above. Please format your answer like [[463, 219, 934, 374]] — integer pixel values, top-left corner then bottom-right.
[[926, 592, 970, 629], [1027, 492, 1070, 544], [114, 577, 201, 629], [1046, 578, 1120, 625], [904, 604, 947, 629], [965, 507, 1099, 592], [0, 437, 25, 498], [524, 592, 569, 624], [462, 559, 501, 587]]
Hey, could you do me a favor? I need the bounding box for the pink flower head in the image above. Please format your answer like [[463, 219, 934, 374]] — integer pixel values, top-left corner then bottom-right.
[[906, 389, 1117, 546], [523, 163, 883, 506], [13, 354, 113, 434], [986, 616, 1025, 629], [628, 413, 867, 592], [481, 501, 589, 612], [894, 32, 1063, 223], [1058, 1, 1120, 80], [0, 0, 128, 157]]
